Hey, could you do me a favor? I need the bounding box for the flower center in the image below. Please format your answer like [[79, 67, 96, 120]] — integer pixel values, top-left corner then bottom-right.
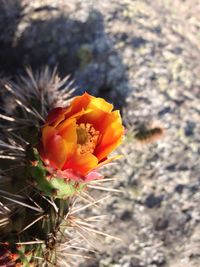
[[76, 123, 100, 154]]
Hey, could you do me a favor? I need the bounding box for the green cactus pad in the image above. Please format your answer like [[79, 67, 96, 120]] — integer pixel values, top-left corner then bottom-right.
[[28, 148, 86, 198], [0, 243, 42, 267]]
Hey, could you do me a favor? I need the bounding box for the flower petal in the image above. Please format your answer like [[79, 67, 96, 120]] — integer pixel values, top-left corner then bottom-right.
[[46, 107, 66, 126], [42, 126, 67, 169], [42, 125, 58, 151], [63, 152, 98, 176], [46, 135, 68, 169], [57, 119, 77, 159], [96, 155, 123, 169], [85, 171, 104, 182], [57, 118, 77, 141], [78, 107, 108, 131], [98, 110, 122, 133], [94, 118, 124, 161], [88, 96, 113, 113], [78, 98, 113, 131], [64, 92, 92, 118]]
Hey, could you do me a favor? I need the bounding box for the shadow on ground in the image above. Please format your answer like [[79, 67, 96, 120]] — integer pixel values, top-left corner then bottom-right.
[[0, 1, 129, 108]]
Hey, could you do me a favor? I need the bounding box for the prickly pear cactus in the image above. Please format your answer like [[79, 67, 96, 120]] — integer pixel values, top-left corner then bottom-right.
[[0, 67, 124, 266]]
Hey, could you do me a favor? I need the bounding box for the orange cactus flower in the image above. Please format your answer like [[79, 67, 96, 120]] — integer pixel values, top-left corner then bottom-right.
[[39, 92, 124, 181]]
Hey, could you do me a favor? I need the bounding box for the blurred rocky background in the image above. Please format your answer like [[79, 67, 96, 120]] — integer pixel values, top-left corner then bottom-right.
[[0, 0, 200, 266]]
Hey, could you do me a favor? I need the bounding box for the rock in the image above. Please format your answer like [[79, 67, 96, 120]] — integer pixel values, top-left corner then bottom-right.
[[145, 194, 163, 209]]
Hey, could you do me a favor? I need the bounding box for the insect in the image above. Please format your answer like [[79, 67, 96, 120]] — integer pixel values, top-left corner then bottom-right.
[[134, 124, 164, 143]]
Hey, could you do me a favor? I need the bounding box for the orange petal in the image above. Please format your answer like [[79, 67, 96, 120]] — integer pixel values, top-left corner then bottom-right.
[[94, 140, 121, 161], [94, 120, 124, 161], [79, 105, 117, 133], [63, 152, 98, 176], [64, 92, 92, 118], [57, 119, 77, 159], [88, 96, 113, 113], [100, 110, 122, 132], [46, 135, 68, 169], [78, 107, 108, 131], [67, 108, 92, 121], [100, 121, 124, 145], [46, 107, 66, 126], [95, 110, 123, 141], [57, 118, 77, 141], [42, 125, 58, 150], [96, 155, 123, 169], [42, 125, 67, 169]]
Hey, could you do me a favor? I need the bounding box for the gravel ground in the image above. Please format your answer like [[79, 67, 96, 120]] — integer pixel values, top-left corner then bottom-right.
[[0, 0, 200, 267]]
